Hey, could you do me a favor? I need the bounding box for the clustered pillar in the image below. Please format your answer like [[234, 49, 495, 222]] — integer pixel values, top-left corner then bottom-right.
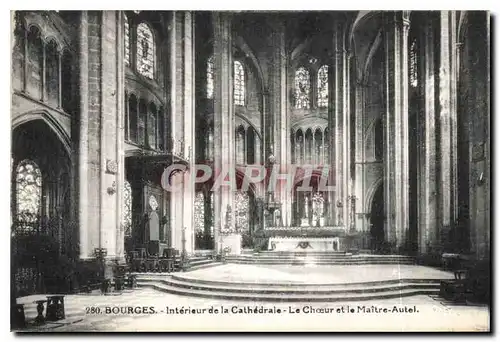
[[383, 11, 410, 251], [75, 11, 125, 263], [212, 12, 239, 255]]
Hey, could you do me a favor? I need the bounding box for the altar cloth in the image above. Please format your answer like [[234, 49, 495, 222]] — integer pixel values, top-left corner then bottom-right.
[[268, 237, 341, 252]]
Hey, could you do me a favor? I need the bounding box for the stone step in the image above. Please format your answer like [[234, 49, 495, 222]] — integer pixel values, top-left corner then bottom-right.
[[137, 281, 440, 302], [137, 276, 440, 295], [167, 274, 442, 289], [225, 256, 414, 261], [189, 259, 215, 266], [187, 261, 222, 271], [224, 259, 415, 265]]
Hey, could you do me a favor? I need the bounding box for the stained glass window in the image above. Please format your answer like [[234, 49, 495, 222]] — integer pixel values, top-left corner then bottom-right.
[[317, 65, 329, 108], [15, 160, 42, 232], [410, 39, 418, 88], [123, 180, 132, 237], [137, 23, 155, 79], [194, 192, 205, 234], [27, 26, 43, 98], [124, 14, 130, 66], [294, 67, 310, 109], [235, 191, 249, 232], [206, 55, 214, 99], [234, 61, 245, 106]]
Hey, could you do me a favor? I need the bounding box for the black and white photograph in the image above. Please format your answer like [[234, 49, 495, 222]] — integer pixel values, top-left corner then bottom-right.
[[8, 8, 491, 332]]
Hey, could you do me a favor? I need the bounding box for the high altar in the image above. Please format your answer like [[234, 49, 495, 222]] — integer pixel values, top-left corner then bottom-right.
[[268, 236, 341, 252]]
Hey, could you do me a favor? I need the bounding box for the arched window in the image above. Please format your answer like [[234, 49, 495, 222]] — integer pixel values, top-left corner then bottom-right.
[[323, 127, 329, 164], [148, 102, 158, 150], [296, 129, 304, 164], [410, 38, 418, 88], [128, 94, 138, 143], [294, 67, 310, 109], [314, 128, 323, 164], [138, 99, 147, 146], [124, 14, 130, 66], [123, 180, 132, 237], [136, 22, 155, 79], [15, 160, 42, 233], [236, 125, 246, 164], [234, 61, 245, 106], [158, 106, 165, 151], [45, 40, 59, 107], [61, 51, 73, 114], [206, 55, 214, 99], [12, 13, 24, 91], [317, 65, 329, 108], [27, 26, 43, 99]]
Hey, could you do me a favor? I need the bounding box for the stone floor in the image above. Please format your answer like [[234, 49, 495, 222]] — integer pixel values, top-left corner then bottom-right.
[[13, 263, 489, 332], [181, 264, 456, 284], [14, 288, 489, 332]]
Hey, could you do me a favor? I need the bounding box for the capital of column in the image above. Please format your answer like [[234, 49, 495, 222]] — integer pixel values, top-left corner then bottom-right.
[[402, 11, 411, 27]]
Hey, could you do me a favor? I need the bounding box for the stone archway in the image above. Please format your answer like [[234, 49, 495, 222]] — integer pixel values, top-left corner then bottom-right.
[[11, 119, 72, 296]]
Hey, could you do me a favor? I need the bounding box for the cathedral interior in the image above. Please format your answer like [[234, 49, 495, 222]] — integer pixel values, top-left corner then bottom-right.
[[10, 11, 490, 302]]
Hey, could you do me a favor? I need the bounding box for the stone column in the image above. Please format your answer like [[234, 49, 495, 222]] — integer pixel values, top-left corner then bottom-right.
[[57, 52, 62, 109], [343, 51, 352, 231], [438, 11, 459, 247], [418, 15, 438, 254], [169, 12, 196, 254], [353, 81, 367, 235], [41, 40, 46, 102], [23, 27, 28, 92], [270, 20, 292, 226], [331, 22, 344, 227], [76, 11, 89, 259], [115, 11, 126, 260], [383, 11, 410, 250], [76, 11, 124, 261], [182, 12, 196, 254], [212, 12, 238, 254]]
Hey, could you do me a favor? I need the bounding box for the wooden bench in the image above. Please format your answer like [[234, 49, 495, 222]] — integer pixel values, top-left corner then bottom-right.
[[441, 253, 472, 280]]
